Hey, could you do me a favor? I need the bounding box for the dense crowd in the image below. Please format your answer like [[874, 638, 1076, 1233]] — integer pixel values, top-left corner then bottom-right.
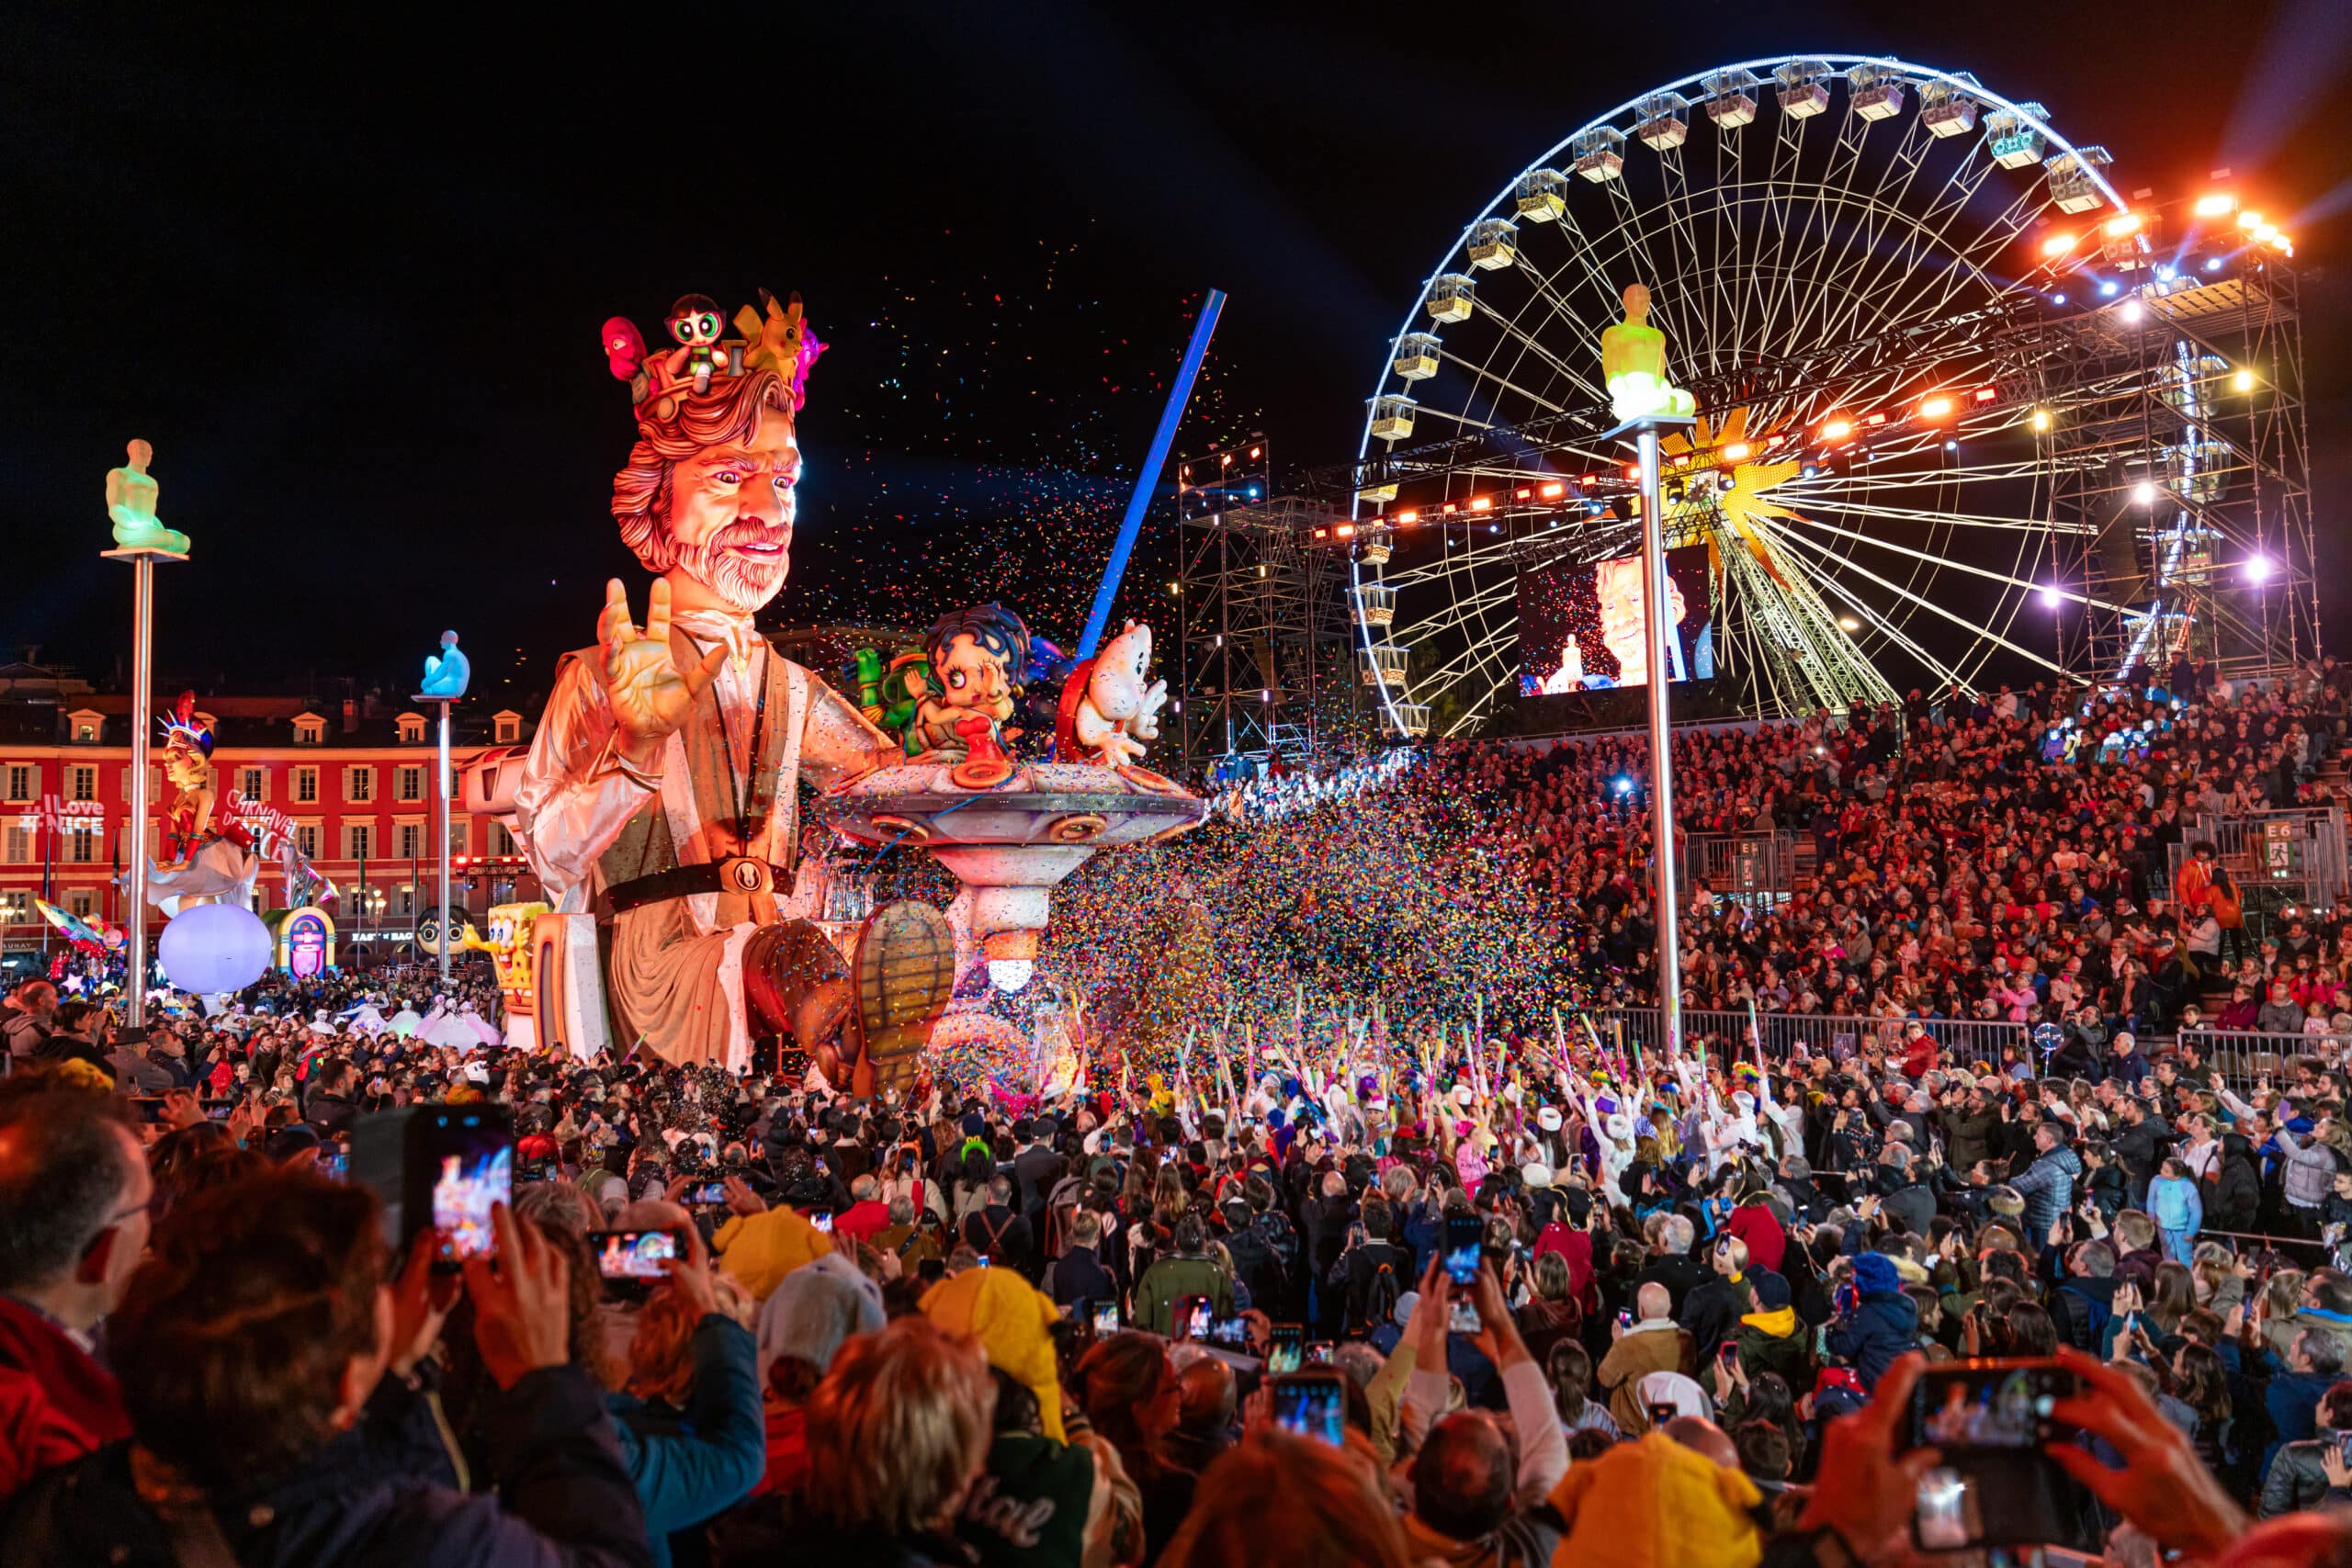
[[5, 950, 2352, 1564], [3, 660, 2352, 1563], [1054, 660, 2352, 1049]]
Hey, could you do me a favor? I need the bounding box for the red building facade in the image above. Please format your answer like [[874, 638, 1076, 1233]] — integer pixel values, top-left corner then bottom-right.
[[1, 687, 541, 962]]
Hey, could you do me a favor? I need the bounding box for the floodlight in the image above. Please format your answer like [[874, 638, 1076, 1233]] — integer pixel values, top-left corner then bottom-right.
[[1721, 442, 1750, 460], [2233, 369, 2255, 392], [2041, 232, 2077, 258], [1919, 395, 1954, 420], [2245, 554, 2274, 582], [2193, 192, 2236, 219], [2100, 212, 2142, 240], [1821, 419, 1852, 440], [2132, 482, 2157, 506], [2030, 409, 2052, 431]]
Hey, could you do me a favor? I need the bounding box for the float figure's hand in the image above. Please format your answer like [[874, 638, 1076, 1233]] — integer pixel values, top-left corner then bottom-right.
[[598, 578, 725, 772]]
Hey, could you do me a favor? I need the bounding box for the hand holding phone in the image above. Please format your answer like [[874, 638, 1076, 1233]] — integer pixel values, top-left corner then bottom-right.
[[593, 1227, 685, 1280], [1269, 1371, 1347, 1446], [1442, 1213, 1484, 1286]]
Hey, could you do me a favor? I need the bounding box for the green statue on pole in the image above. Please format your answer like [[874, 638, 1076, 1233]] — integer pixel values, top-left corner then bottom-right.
[[106, 439, 190, 555], [1602, 284, 1696, 423]]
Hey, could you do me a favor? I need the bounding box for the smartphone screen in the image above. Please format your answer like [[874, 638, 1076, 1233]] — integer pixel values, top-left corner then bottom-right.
[[1267, 1323, 1305, 1375], [1175, 1294, 1213, 1341], [690, 1181, 728, 1205], [129, 1097, 167, 1125], [1306, 1340, 1335, 1367], [1205, 1313, 1251, 1350], [810, 1211, 834, 1233], [1448, 1296, 1483, 1336], [1907, 1360, 2097, 1552], [204, 1101, 235, 1122], [1443, 1213, 1484, 1286], [405, 1104, 514, 1264], [1090, 1300, 1121, 1337], [594, 1228, 683, 1280], [1271, 1372, 1347, 1446]]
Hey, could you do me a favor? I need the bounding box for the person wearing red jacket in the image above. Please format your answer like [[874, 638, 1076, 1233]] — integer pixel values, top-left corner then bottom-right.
[[0, 1089, 148, 1499]]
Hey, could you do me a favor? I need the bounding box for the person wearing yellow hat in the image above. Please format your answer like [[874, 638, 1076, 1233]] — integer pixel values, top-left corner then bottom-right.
[[921, 1264, 1069, 1438], [710, 1178, 834, 1303], [920, 1266, 1104, 1567]]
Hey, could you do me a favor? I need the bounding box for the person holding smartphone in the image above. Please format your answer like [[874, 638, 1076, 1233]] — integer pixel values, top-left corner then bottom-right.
[[1396, 1251, 1571, 1555]]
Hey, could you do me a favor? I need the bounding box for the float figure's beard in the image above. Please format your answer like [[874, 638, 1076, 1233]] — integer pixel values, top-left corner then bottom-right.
[[674, 518, 791, 614]]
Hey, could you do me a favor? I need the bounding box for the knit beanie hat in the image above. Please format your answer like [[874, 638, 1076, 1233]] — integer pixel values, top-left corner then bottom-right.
[[1852, 1251, 1901, 1297], [922, 1266, 1069, 1441], [1547, 1431, 1763, 1568], [754, 1252, 884, 1389]]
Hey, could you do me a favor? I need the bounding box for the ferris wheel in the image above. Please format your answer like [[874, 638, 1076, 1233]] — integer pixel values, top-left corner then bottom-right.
[[1351, 55, 2138, 738]]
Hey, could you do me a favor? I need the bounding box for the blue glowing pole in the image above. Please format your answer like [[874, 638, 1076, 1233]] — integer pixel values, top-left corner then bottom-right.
[[1078, 288, 1226, 660]]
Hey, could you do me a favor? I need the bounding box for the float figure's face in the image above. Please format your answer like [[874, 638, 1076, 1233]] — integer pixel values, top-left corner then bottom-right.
[[933, 633, 1014, 718], [662, 405, 801, 614]]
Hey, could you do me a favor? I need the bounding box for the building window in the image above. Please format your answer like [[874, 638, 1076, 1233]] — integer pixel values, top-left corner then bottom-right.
[[347, 767, 374, 803], [296, 823, 321, 858], [121, 765, 163, 803], [398, 715, 427, 744], [69, 826, 96, 863], [493, 712, 521, 744], [396, 886, 415, 917], [346, 824, 373, 861], [295, 767, 319, 804], [238, 767, 266, 801], [4, 765, 30, 802], [396, 765, 424, 802], [293, 716, 326, 744], [74, 724, 96, 743], [71, 766, 96, 802], [398, 822, 424, 860], [487, 821, 515, 857], [66, 889, 95, 919], [3, 826, 29, 864], [0, 892, 28, 923], [450, 821, 468, 855]]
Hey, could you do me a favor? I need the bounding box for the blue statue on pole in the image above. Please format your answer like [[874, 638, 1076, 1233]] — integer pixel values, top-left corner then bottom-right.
[[419, 630, 470, 699]]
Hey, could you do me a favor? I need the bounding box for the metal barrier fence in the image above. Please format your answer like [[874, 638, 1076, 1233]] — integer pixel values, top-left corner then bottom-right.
[[1575, 1008, 2030, 1070], [2177, 1026, 2352, 1086], [1678, 832, 1800, 900]]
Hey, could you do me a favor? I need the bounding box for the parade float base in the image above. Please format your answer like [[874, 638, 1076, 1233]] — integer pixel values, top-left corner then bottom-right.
[[815, 757, 1207, 863]]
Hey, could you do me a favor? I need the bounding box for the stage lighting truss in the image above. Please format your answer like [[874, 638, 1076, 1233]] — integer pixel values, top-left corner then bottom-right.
[[1338, 54, 2315, 738]]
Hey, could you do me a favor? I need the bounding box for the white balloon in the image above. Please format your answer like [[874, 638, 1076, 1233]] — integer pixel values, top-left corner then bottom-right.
[[157, 905, 273, 994]]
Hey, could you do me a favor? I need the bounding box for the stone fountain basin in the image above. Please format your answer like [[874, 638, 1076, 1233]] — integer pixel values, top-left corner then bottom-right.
[[816, 759, 1207, 978], [815, 760, 1206, 853]]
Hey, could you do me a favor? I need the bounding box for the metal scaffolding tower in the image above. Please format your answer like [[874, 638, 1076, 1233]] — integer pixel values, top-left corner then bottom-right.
[[1170, 442, 1363, 770], [2041, 262, 2313, 682]]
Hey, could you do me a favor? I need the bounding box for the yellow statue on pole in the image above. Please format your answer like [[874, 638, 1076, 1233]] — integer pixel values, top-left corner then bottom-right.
[[1601, 284, 1696, 423]]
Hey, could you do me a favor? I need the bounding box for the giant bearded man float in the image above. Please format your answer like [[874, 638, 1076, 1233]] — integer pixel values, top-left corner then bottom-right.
[[514, 291, 953, 1092]]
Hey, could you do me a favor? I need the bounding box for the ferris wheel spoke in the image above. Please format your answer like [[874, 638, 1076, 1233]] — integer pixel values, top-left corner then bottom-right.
[[1780, 507, 2083, 604], [1789, 495, 2088, 535], [1470, 305, 1598, 412], [1763, 519, 2068, 675], [1804, 565, 1978, 699]]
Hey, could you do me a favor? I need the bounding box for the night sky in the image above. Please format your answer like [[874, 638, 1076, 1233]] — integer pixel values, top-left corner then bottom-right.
[[6, 3, 2346, 710]]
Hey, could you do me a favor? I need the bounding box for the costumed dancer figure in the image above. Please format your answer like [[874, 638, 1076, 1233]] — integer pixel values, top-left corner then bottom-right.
[[517, 290, 948, 1092]]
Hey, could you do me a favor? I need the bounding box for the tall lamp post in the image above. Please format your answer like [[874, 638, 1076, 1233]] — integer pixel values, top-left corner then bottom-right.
[[1599, 285, 1698, 1065], [102, 437, 189, 1031], [414, 630, 470, 984]]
